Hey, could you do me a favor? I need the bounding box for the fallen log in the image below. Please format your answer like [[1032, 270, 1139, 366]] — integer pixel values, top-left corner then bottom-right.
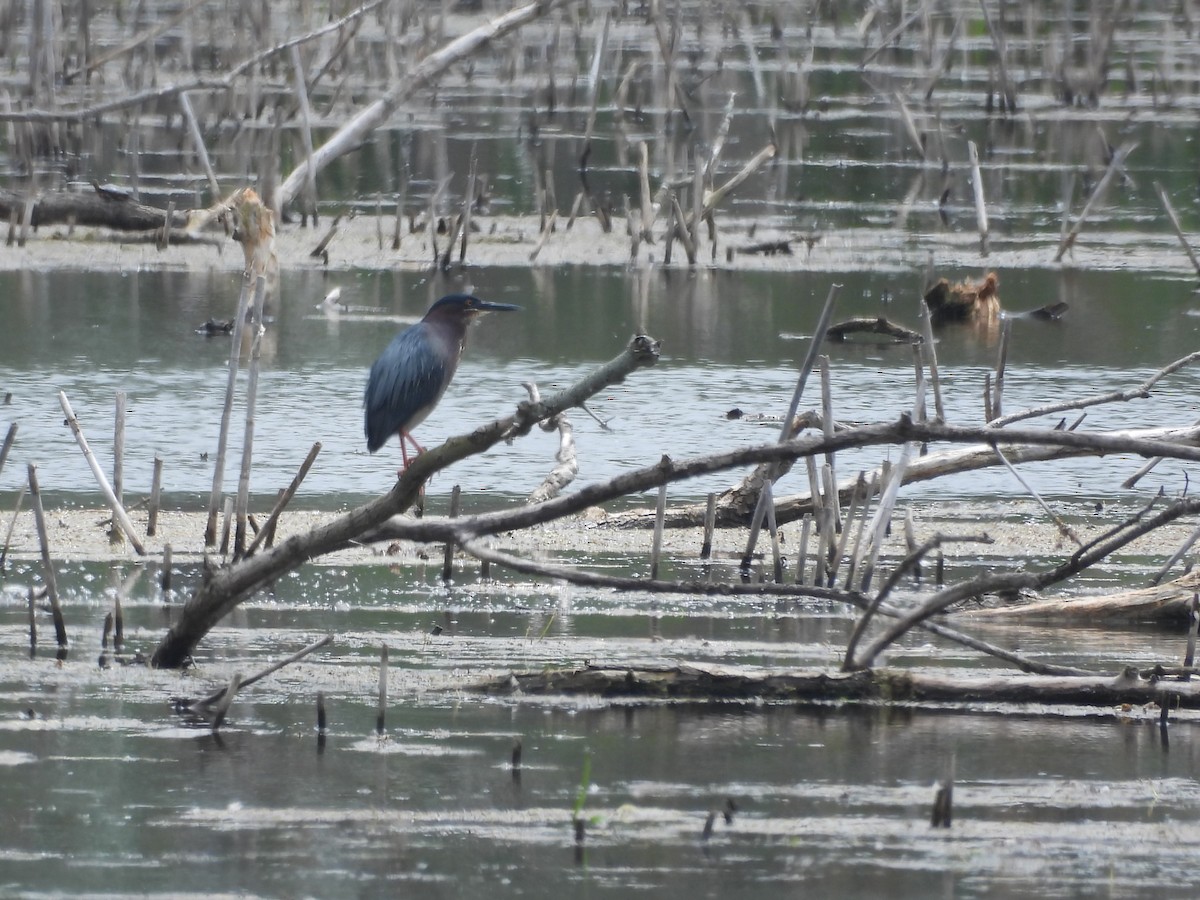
[[475, 662, 1200, 708], [0, 186, 192, 232], [603, 422, 1200, 529], [955, 569, 1200, 626]]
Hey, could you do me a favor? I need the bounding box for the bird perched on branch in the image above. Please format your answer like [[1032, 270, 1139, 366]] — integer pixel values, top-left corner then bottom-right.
[[364, 294, 520, 469]]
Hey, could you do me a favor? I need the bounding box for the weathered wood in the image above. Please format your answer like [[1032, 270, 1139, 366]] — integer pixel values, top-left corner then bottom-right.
[[604, 420, 1200, 530], [956, 569, 1200, 626], [474, 663, 1200, 709], [0, 186, 191, 232], [826, 316, 922, 344], [278, 0, 570, 210], [150, 335, 661, 668]]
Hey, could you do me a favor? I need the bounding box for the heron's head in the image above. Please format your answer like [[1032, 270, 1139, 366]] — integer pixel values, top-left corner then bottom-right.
[[424, 294, 521, 327]]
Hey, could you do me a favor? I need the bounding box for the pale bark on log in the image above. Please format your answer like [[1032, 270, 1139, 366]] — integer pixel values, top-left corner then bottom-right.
[[0, 187, 191, 231], [604, 422, 1200, 529], [476, 663, 1200, 708], [277, 0, 570, 211], [955, 569, 1200, 626]]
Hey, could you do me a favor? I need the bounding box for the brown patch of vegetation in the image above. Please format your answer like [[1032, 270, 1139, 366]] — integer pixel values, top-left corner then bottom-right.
[[923, 271, 1001, 326]]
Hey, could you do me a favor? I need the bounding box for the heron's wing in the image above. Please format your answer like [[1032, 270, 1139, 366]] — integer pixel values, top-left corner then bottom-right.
[[363, 324, 450, 452]]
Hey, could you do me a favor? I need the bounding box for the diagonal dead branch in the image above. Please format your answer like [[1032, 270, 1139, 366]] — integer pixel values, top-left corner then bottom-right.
[[849, 497, 1200, 670], [150, 334, 660, 669]]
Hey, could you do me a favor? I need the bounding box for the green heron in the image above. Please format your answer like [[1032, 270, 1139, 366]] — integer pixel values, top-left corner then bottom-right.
[[364, 293, 520, 468]]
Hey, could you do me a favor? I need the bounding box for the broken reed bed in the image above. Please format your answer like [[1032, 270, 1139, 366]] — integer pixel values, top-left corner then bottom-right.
[[10, 283, 1200, 684], [1, 0, 1194, 271], [7, 3, 1200, 720]]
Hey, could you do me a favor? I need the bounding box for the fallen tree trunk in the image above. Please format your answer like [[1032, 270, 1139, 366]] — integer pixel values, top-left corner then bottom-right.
[[476, 662, 1200, 708], [0, 187, 192, 232], [604, 422, 1200, 529], [955, 569, 1200, 626], [277, 0, 570, 211]]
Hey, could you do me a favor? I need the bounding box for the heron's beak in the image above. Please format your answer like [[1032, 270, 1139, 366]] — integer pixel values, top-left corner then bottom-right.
[[475, 301, 521, 313]]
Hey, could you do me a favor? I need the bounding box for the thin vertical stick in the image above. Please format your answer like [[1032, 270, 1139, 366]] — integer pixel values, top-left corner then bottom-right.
[[967, 140, 989, 256], [211, 674, 241, 733], [205, 277, 252, 546], [1184, 595, 1198, 670], [244, 441, 323, 556], [219, 496, 234, 556], [766, 484, 784, 583], [859, 448, 915, 592], [846, 472, 880, 588], [375, 193, 384, 250], [638, 140, 654, 241], [147, 454, 163, 536], [742, 284, 842, 567], [179, 91, 220, 200], [111, 391, 126, 545], [160, 543, 173, 598], [822, 463, 841, 542], [1055, 141, 1136, 261], [828, 473, 867, 586], [700, 492, 716, 559], [27, 464, 67, 650], [27, 585, 37, 653], [1, 486, 25, 573], [650, 483, 667, 579], [113, 591, 124, 652], [917, 276, 945, 423], [234, 275, 269, 559], [442, 484, 462, 581], [795, 514, 812, 585], [0, 421, 17, 477], [376, 645, 388, 736], [58, 392, 145, 554], [289, 44, 320, 222], [1155, 180, 1200, 278], [991, 318, 1012, 422], [459, 156, 476, 264], [812, 514, 829, 588]]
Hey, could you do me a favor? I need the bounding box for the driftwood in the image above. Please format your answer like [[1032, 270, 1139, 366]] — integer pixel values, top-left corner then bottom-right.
[[150, 335, 661, 668], [958, 569, 1200, 626], [477, 663, 1200, 709], [604, 421, 1200, 529], [826, 316, 923, 344], [0, 186, 191, 232], [277, 0, 570, 211]]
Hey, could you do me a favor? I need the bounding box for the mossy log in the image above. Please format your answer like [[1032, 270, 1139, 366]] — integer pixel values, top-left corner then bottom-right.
[[477, 662, 1200, 708]]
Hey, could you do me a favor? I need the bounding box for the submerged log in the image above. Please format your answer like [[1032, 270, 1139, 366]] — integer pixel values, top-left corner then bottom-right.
[[826, 316, 923, 344], [476, 662, 1200, 708]]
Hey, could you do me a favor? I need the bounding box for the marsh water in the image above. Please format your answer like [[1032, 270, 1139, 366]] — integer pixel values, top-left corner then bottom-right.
[[3, 263, 1200, 898], [7, 1, 1200, 897]]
